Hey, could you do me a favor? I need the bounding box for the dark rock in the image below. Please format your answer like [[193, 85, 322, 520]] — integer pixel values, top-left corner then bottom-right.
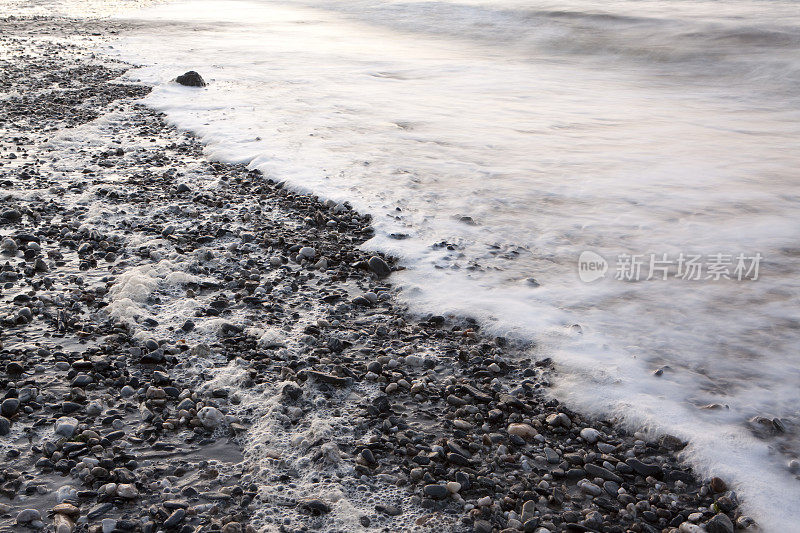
[[175, 71, 206, 87], [626, 458, 662, 477], [372, 395, 391, 414], [716, 493, 738, 513], [87, 503, 113, 519], [6, 362, 23, 375], [141, 349, 165, 364], [352, 296, 371, 306], [461, 384, 492, 403], [164, 509, 185, 528], [299, 499, 330, 515], [71, 374, 93, 387], [375, 504, 402, 516], [455, 471, 470, 490], [360, 448, 376, 465], [423, 484, 449, 499], [705, 513, 734, 533], [1, 209, 21, 221], [710, 477, 727, 493], [523, 518, 540, 532], [665, 469, 694, 483], [164, 500, 189, 510], [658, 434, 686, 450], [220, 322, 243, 335], [473, 519, 493, 533], [281, 382, 303, 402], [1, 398, 20, 417], [367, 256, 391, 278], [584, 463, 623, 484], [446, 452, 471, 466]]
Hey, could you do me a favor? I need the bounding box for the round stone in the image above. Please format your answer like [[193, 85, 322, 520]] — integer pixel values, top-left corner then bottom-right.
[[507, 423, 537, 439], [54, 417, 79, 438], [16, 509, 41, 524], [116, 484, 139, 499], [1, 398, 20, 417], [580, 427, 601, 444], [198, 406, 225, 429]]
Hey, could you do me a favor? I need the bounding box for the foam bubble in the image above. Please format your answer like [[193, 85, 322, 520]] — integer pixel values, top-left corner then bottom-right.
[[106, 260, 198, 325]]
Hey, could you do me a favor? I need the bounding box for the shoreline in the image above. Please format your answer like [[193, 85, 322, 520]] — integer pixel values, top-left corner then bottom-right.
[[0, 15, 754, 533]]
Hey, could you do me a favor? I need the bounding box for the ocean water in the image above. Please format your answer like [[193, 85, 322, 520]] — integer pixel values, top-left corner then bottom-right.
[[30, 0, 800, 528]]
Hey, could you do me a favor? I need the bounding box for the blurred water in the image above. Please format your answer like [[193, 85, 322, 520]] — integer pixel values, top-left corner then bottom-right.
[[103, 0, 800, 527]]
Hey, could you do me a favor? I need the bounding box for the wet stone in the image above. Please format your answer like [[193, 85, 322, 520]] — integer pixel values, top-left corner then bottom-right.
[[54, 416, 79, 438], [626, 458, 662, 477], [175, 71, 206, 87], [163, 509, 185, 528], [6, 361, 24, 375], [1, 397, 20, 416], [299, 499, 330, 515], [367, 255, 391, 278], [375, 504, 402, 516], [423, 484, 449, 499], [584, 463, 623, 484], [706, 513, 735, 533], [16, 509, 41, 524], [87, 503, 113, 519]]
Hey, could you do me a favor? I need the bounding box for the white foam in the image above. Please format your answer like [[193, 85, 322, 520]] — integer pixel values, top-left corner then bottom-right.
[[244, 326, 288, 348], [106, 259, 198, 325], [193, 358, 456, 532]]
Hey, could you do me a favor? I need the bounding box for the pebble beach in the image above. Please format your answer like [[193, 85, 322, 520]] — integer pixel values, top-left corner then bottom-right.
[[0, 14, 762, 533]]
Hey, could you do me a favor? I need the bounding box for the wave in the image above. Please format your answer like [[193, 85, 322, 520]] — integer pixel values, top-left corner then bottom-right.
[[280, 0, 800, 96]]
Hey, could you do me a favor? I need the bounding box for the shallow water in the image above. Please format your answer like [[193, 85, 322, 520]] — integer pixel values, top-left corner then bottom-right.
[[10, 0, 800, 527]]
